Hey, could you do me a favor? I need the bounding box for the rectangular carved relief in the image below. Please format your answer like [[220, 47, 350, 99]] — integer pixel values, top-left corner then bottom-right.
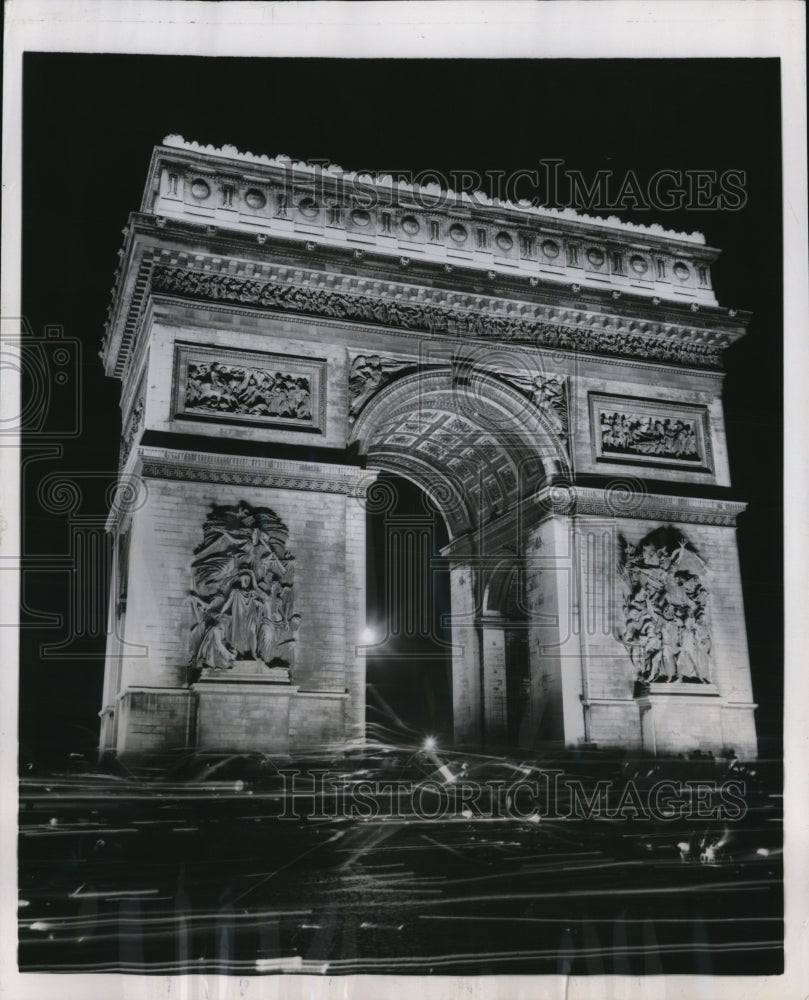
[[589, 393, 713, 472], [172, 343, 326, 432]]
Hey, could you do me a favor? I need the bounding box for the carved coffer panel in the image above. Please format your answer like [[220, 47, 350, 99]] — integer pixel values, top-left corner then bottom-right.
[[589, 393, 713, 473], [172, 343, 327, 433]]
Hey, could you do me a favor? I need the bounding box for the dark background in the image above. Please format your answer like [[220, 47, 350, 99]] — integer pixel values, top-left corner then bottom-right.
[[20, 55, 782, 764]]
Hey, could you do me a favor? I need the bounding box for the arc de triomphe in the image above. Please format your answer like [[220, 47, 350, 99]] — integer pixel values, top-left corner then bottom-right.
[[98, 137, 757, 761]]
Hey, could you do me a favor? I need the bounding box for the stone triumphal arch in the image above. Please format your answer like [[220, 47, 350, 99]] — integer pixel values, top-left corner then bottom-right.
[[98, 137, 758, 761]]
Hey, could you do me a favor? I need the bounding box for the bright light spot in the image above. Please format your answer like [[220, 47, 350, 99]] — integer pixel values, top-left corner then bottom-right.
[[233, 780, 245, 792], [423, 736, 437, 751], [756, 847, 770, 856], [361, 627, 376, 644]]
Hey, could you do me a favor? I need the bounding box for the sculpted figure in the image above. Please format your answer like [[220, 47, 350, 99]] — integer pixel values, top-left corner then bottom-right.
[[677, 612, 709, 682], [501, 372, 569, 438], [221, 572, 264, 659], [189, 592, 235, 671], [185, 361, 312, 422], [618, 528, 711, 687], [289, 378, 312, 418], [348, 354, 412, 419], [601, 410, 700, 460], [188, 502, 301, 673]]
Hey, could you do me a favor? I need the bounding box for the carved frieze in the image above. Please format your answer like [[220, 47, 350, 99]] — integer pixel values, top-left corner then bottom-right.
[[186, 361, 312, 419], [590, 393, 712, 471], [188, 501, 300, 678], [601, 411, 698, 460], [173, 343, 326, 432], [617, 527, 712, 687], [151, 265, 725, 369]]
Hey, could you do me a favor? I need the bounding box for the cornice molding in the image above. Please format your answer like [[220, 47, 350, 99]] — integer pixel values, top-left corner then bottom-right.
[[125, 214, 749, 328], [136, 446, 370, 497], [101, 218, 749, 381], [533, 485, 747, 526]]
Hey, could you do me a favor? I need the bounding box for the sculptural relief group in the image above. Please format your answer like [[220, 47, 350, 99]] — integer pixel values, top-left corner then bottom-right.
[[619, 529, 712, 685], [600, 410, 699, 460], [185, 360, 313, 420], [188, 502, 300, 676]]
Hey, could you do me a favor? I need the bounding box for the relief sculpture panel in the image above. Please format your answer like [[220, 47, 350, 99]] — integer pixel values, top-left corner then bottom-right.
[[188, 501, 300, 680], [174, 344, 326, 432], [186, 362, 313, 420], [617, 527, 713, 689], [590, 393, 712, 471]]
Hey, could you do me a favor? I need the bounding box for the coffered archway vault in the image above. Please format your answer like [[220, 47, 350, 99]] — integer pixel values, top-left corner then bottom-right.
[[98, 137, 758, 761]]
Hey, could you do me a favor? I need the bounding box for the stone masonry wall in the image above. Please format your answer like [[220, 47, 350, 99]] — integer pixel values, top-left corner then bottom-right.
[[118, 475, 364, 699]]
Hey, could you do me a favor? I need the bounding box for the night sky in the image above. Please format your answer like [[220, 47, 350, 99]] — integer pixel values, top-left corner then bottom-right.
[[20, 56, 782, 763]]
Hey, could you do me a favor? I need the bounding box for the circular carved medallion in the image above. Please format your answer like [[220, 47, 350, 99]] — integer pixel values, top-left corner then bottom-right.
[[673, 261, 691, 281], [298, 197, 319, 217], [351, 208, 371, 227], [541, 239, 560, 259], [401, 215, 420, 235], [586, 247, 605, 267], [495, 231, 514, 251], [190, 179, 211, 200], [245, 189, 266, 210], [449, 223, 468, 244], [630, 254, 648, 275]]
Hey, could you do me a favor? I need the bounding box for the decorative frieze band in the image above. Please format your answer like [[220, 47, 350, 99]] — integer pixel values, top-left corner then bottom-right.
[[137, 447, 368, 496], [149, 264, 725, 369]]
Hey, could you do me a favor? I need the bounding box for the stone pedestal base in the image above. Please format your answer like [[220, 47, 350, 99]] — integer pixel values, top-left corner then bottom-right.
[[110, 678, 351, 760], [201, 659, 291, 684], [193, 675, 298, 754], [114, 687, 197, 757], [636, 685, 725, 756]]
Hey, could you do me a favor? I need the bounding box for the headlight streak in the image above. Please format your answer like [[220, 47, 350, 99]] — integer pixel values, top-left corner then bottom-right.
[[18, 751, 782, 975]]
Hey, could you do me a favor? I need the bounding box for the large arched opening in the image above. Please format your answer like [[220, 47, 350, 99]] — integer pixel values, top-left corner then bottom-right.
[[364, 472, 453, 745], [350, 365, 571, 748]]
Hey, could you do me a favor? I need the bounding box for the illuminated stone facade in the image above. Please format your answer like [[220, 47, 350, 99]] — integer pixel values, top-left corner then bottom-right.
[[98, 137, 757, 760]]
